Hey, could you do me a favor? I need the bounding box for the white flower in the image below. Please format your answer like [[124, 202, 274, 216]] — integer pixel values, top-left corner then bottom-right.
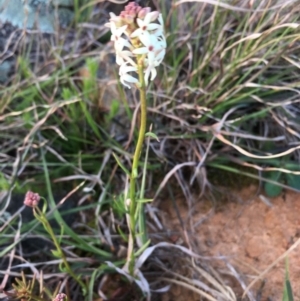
[[131, 11, 161, 38], [114, 37, 135, 66], [119, 63, 139, 89], [154, 31, 167, 48], [132, 31, 166, 84], [107, 22, 135, 66], [158, 13, 164, 27], [110, 23, 128, 43], [153, 47, 166, 66], [115, 49, 136, 66], [154, 36, 166, 65], [133, 32, 160, 62], [105, 12, 122, 28], [143, 61, 157, 86]]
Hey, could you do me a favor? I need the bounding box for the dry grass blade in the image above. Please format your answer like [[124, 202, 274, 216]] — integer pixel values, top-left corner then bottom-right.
[[160, 277, 222, 301], [156, 255, 237, 301], [214, 132, 300, 159], [154, 162, 196, 199], [174, 0, 298, 12]]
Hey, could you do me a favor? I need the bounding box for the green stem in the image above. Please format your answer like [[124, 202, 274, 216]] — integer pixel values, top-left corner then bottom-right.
[[128, 62, 147, 275], [138, 126, 151, 245], [34, 207, 87, 294]]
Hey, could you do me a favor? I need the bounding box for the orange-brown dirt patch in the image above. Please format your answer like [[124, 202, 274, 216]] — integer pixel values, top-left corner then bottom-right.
[[159, 185, 300, 300]]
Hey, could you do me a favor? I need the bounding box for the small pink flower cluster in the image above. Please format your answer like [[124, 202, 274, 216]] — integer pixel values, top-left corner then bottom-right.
[[53, 293, 67, 301], [24, 191, 40, 207], [105, 2, 166, 88]]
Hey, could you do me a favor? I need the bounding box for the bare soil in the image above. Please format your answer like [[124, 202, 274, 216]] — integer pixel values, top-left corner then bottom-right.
[[160, 185, 300, 301]]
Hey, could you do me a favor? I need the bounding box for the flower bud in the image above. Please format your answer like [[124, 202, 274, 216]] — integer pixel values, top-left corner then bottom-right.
[[120, 12, 135, 25], [24, 191, 40, 208], [138, 7, 152, 19], [125, 2, 141, 12]]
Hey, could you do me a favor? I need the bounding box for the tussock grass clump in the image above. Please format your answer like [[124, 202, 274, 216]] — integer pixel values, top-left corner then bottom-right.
[[154, 0, 300, 200]]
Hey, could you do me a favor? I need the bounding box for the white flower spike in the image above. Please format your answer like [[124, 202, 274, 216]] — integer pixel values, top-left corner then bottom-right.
[[106, 1, 166, 88]]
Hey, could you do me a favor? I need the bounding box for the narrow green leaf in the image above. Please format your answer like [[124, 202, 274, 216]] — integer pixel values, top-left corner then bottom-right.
[[106, 99, 120, 122], [264, 171, 283, 197], [285, 279, 294, 301], [117, 225, 128, 243], [283, 258, 294, 301], [145, 131, 160, 141], [89, 269, 104, 301], [40, 146, 112, 258], [112, 152, 130, 175], [51, 249, 61, 258], [136, 198, 153, 203], [79, 100, 102, 139], [59, 262, 67, 273], [134, 239, 151, 257], [41, 197, 48, 214], [286, 174, 300, 191]]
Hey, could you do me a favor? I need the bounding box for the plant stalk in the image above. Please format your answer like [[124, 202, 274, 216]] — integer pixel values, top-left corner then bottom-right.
[[34, 206, 87, 294], [128, 61, 147, 275]]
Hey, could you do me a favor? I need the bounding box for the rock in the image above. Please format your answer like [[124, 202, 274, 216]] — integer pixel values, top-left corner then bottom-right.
[[0, 0, 74, 33], [0, 61, 11, 82]]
